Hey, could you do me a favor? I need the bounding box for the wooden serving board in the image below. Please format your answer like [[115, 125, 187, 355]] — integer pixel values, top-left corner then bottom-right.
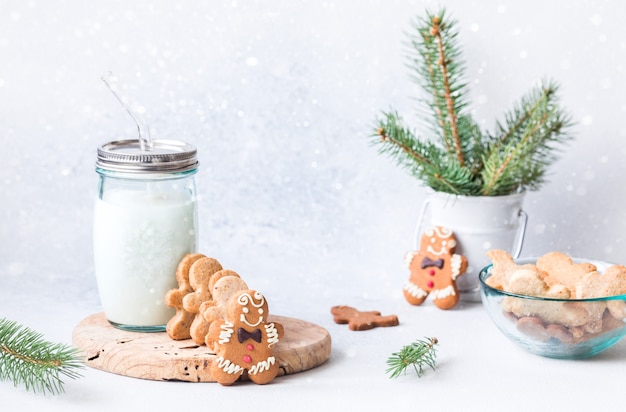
[[72, 312, 331, 382]]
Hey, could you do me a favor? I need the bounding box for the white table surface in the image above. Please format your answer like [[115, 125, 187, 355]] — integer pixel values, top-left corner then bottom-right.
[[2, 271, 625, 412]]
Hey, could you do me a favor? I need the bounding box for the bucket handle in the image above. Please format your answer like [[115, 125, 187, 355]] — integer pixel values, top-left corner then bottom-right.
[[413, 198, 528, 258], [512, 209, 527, 259], [413, 198, 431, 250]]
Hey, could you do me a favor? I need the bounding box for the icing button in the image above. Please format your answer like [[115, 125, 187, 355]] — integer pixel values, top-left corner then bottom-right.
[[429, 269, 435, 276], [246, 344, 254, 351], [243, 355, 252, 364], [427, 280, 434, 289]]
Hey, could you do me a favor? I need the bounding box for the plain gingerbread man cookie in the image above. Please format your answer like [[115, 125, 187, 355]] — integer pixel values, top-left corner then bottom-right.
[[200, 270, 249, 350], [537, 251, 597, 292], [576, 265, 626, 319], [485, 249, 538, 291], [206, 290, 284, 386], [403, 226, 467, 309], [182, 257, 223, 345], [164, 253, 206, 340]]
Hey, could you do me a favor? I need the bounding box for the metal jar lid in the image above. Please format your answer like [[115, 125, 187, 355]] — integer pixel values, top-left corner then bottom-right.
[[95, 139, 198, 173]]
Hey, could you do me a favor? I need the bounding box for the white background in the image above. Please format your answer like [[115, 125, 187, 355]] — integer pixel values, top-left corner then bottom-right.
[[1, 0, 626, 410]]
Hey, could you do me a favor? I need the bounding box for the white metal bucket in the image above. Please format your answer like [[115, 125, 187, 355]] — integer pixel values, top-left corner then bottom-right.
[[414, 192, 527, 302]]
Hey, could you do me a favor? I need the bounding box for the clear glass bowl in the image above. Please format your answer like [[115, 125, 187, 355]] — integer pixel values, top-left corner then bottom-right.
[[479, 259, 626, 359]]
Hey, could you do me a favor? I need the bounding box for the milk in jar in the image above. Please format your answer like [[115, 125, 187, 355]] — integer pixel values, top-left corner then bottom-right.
[[93, 139, 198, 332]]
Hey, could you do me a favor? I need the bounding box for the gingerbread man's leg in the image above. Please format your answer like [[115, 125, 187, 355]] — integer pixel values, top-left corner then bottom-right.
[[165, 310, 195, 340], [403, 281, 429, 306], [247, 358, 279, 385], [431, 291, 460, 310], [189, 316, 210, 346], [211, 356, 244, 386]]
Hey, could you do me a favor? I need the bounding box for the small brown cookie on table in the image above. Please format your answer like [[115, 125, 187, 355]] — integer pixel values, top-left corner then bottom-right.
[[330, 305, 399, 331], [164, 253, 206, 340]]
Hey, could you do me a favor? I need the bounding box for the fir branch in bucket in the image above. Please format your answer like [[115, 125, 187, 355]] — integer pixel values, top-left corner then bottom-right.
[[372, 9, 573, 196], [0, 317, 83, 395], [386, 337, 439, 378]]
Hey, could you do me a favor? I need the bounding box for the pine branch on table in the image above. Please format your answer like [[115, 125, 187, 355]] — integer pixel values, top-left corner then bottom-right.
[[0, 317, 83, 395], [386, 337, 439, 379]]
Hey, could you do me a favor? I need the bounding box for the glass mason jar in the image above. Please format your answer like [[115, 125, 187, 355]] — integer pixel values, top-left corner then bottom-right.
[[93, 139, 198, 332]]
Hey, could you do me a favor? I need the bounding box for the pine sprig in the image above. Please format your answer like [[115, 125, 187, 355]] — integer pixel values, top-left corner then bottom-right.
[[370, 9, 572, 196], [411, 10, 470, 166], [374, 113, 480, 195], [480, 80, 572, 195], [0, 318, 83, 395], [386, 337, 438, 379]]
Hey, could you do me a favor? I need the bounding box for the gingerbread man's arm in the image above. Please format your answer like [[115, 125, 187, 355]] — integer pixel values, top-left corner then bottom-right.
[[268, 321, 284, 338], [182, 291, 208, 313], [205, 319, 233, 353], [264, 321, 283, 348], [200, 300, 221, 323], [164, 289, 185, 307], [451, 253, 468, 280]]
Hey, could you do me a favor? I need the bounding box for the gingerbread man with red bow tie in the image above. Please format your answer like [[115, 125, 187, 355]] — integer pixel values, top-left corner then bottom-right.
[[403, 226, 467, 310]]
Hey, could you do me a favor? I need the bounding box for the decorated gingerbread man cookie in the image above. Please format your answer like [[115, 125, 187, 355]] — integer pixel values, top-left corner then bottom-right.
[[403, 226, 467, 309], [206, 290, 284, 385]]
